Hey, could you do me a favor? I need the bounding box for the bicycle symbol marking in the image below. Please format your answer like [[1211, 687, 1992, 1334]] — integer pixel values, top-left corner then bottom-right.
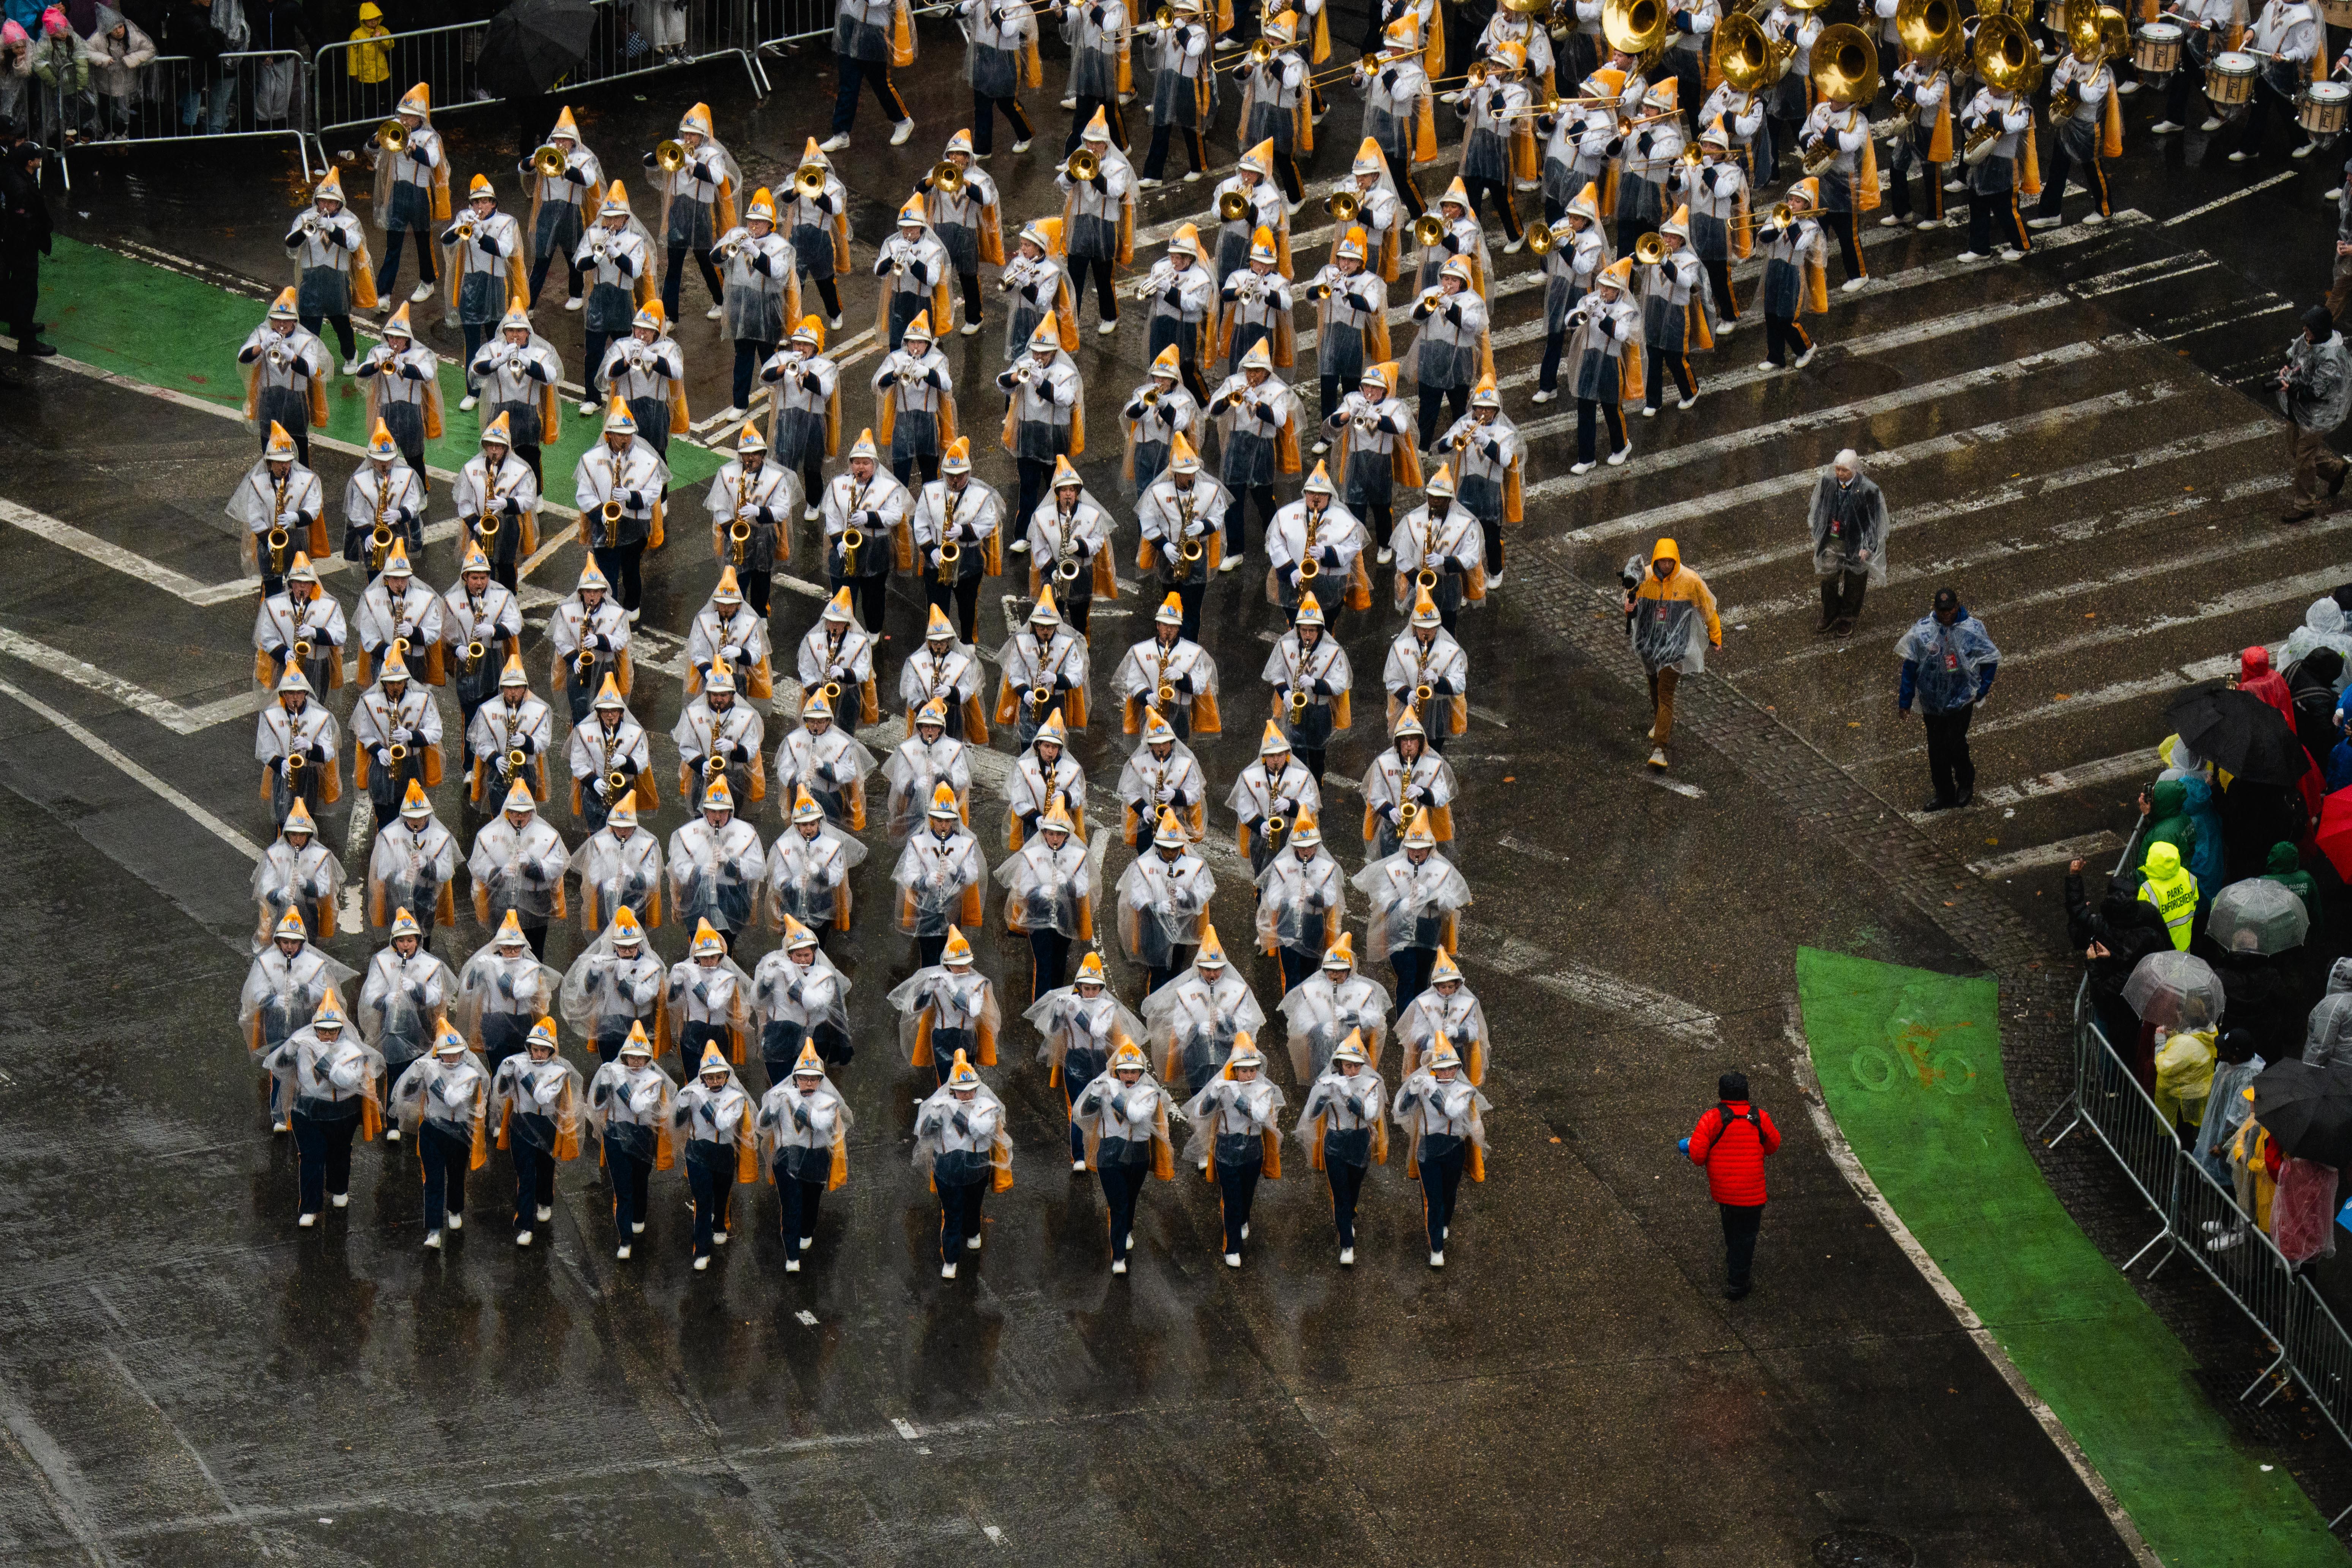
[[1850, 1017, 1977, 1097]]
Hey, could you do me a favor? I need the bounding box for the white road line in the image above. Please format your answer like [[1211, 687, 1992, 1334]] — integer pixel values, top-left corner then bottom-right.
[[1561, 383, 2181, 543], [2162, 169, 2298, 226], [2000, 569, 2342, 672], [1964, 830, 2121, 880], [1462, 925, 1722, 1048], [1965, 747, 2166, 814], [0, 498, 224, 604], [1524, 334, 2132, 488], [0, 670, 265, 862]]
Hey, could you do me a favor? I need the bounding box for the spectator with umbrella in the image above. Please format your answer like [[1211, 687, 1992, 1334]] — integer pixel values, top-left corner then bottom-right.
[[2166, 684, 2315, 881], [2226, 1059, 2350, 1264], [2067, 854, 2173, 1060], [2121, 947, 2225, 1091]]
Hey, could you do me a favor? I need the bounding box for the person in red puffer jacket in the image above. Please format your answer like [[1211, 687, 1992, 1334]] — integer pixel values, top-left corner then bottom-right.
[[1683, 1071, 1781, 1300]]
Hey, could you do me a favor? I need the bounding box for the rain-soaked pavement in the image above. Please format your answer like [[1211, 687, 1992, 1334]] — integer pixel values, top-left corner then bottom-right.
[[0, 23, 2345, 1565]]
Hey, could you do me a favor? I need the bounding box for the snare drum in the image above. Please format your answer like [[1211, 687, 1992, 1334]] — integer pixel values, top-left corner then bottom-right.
[[2302, 79, 2351, 136], [2044, 0, 2069, 31], [2132, 21, 2182, 75], [2324, 0, 2352, 27], [2207, 50, 2259, 105]]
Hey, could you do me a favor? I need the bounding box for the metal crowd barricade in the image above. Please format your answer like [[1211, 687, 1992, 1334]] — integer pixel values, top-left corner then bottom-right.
[[755, 0, 843, 49], [314, 0, 767, 141], [52, 51, 321, 188]]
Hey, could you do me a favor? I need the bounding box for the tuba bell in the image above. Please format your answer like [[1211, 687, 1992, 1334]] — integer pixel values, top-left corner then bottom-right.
[[1809, 23, 1880, 106], [1711, 10, 1791, 91], [1972, 13, 2040, 98], [1602, 0, 1671, 60], [1893, 0, 1960, 61]]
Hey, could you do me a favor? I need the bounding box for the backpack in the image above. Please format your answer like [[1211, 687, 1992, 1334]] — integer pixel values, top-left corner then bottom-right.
[[1712, 1101, 1761, 1147]]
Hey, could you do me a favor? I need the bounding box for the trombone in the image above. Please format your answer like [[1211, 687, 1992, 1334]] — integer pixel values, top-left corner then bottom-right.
[[793, 161, 829, 198], [373, 119, 408, 153], [1216, 37, 1275, 71], [1065, 146, 1102, 182], [1217, 188, 1251, 222], [532, 144, 569, 179], [653, 138, 689, 172], [929, 159, 966, 197]]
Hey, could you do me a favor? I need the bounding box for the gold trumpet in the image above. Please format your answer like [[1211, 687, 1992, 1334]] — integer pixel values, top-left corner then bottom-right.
[[1412, 212, 1446, 247], [265, 526, 291, 574], [729, 519, 752, 563], [794, 162, 829, 198], [453, 220, 475, 242], [1415, 566, 1439, 592], [1066, 146, 1101, 182], [1217, 188, 1251, 222], [373, 119, 408, 152], [465, 639, 487, 671], [653, 138, 688, 172], [533, 144, 568, 179]]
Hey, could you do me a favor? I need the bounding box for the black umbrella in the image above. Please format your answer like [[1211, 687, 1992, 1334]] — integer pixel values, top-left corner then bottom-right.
[[2248, 1059, 2352, 1165], [477, 0, 597, 100], [2164, 688, 2308, 787]]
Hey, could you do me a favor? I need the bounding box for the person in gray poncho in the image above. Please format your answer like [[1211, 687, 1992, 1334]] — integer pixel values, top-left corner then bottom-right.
[[2279, 304, 2351, 523], [1807, 446, 1888, 636]]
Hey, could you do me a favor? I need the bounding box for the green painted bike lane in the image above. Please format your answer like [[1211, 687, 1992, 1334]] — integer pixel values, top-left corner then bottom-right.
[[31, 236, 723, 490], [1796, 947, 2346, 1567]]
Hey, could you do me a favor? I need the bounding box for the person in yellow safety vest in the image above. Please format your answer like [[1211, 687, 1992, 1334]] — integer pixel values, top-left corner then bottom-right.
[[2137, 840, 2199, 953]]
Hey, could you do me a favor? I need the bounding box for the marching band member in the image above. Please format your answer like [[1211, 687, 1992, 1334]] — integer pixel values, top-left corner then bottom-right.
[[1211, 142, 1289, 283], [343, 417, 426, 566], [468, 780, 571, 962], [1056, 108, 1137, 332], [1265, 590, 1351, 779], [284, 167, 372, 379], [1266, 460, 1370, 625], [1136, 432, 1228, 636], [822, 426, 910, 634], [1956, 81, 2035, 262], [1279, 932, 1391, 1083], [2152, 0, 2245, 136], [1026, 456, 1116, 634], [441, 539, 522, 763], [1393, 1037, 1489, 1266], [824, 0, 919, 152], [762, 315, 842, 511], [707, 422, 797, 619], [1799, 86, 1875, 288], [573, 182, 656, 416], [874, 195, 957, 353], [467, 652, 553, 812], [1238, 13, 1310, 205], [758, 1040, 852, 1272], [714, 187, 798, 421], [773, 688, 876, 832], [1533, 181, 1608, 408], [998, 588, 1093, 744], [895, 785, 989, 968], [1230, 719, 1320, 874], [367, 781, 458, 946], [1698, 68, 1769, 196], [1125, 345, 1207, 496], [238, 288, 328, 465], [567, 673, 654, 835], [1111, 592, 1221, 740], [1383, 586, 1469, 751], [360, 906, 456, 1122], [686, 566, 773, 706], [1140, 0, 1216, 185], [1755, 179, 1827, 367], [441, 174, 524, 408], [672, 1034, 752, 1269], [1447, 39, 1531, 249], [769, 784, 869, 942], [999, 318, 1086, 526], [667, 918, 754, 1069], [669, 775, 767, 952], [1682, 120, 1747, 332], [650, 102, 742, 323], [1640, 207, 1708, 418], [519, 106, 604, 310], [1562, 72, 1623, 225], [394, 1026, 488, 1249], [1118, 805, 1216, 991], [1000, 796, 1099, 1000], [1005, 705, 1087, 848], [914, 1048, 1013, 1280], [253, 798, 341, 949], [242, 910, 355, 1132], [455, 909, 562, 1075], [2231, 0, 2319, 160], [1219, 223, 1295, 380], [1207, 337, 1304, 559], [1565, 254, 1642, 473], [1363, 703, 1456, 857], [1118, 706, 1210, 845], [1662, 0, 1717, 116], [874, 308, 958, 489], [1414, 177, 1491, 300], [961, 0, 1042, 156], [1181, 1034, 1283, 1268], [1337, 138, 1408, 293], [586, 1023, 677, 1260], [901, 604, 994, 741], [1759, 0, 1824, 181], [571, 797, 666, 936], [1143, 925, 1265, 1096], [1294, 1029, 1386, 1263], [548, 558, 632, 727], [1617, 77, 1683, 258], [672, 657, 766, 809], [801, 587, 883, 729], [1137, 231, 1216, 406], [350, 646, 442, 825], [560, 903, 667, 1069], [1070, 1037, 1178, 1271], [1354, 805, 1470, 1007], [1359, 24, 1433, 215], [1626, 535, 1723, 771], [228, 421, 326, 599], [1883, 46, 1952, 231], [487, 1018, 584, 1249], [1410, 256, 1488, 451], [891, 922, 1001, 1082], [918, 130, 1004, 336], [2030, 21, 2120, 226], [1324, 360, 1416, 561], [1061, 0, 1130, 151], [453, 412, 542, 591], [1391, 463, 1479, 630], [753, 915, 853, 1081], [595, 301, 690, 460], [782, 139, 853, 329], [1000, 216, 1076, 363], [370, 82, 450, 308], [261, 990, 383, 1228], [1399, 948, 1490, 1079], [252, 550, 345, 703], [574, 397, 670, 621], [256, 670, 342, 832], [886, 699, 974, 845], [1255, 805, 1347, 993], [1307, 226, 1389, 448], [353, 542, 439, 696], [1479, 0, 1553, 83]]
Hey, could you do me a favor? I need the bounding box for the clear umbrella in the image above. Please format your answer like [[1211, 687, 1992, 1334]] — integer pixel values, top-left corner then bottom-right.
[[2206, 878, 2311, 956], [2122, 950, 2227, 1030]]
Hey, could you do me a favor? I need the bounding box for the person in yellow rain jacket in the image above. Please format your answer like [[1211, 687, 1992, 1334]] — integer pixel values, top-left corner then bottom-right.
[[1623, 536, 1720, 773], [2137, 840, 2200, 952], [345, 2, 392, 126]]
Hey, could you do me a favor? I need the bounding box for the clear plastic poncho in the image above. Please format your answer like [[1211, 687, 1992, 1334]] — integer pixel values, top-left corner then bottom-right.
[[891, 827, 986, 938], [1178, 1071, 1285, 1171], [453, 937, 563, 1050], [567, 824, 666, 933], [2284, 597, 2352, 668], [912, 1080, 1014, 1190], [260, 1026, 386, 1130], [1141, 964, 1266, 1089], [557, 916, 670, 1046], [488, 1051, 588, 1159], [251, 838, 346, 946], [1291, 1064, 1389, 1170], [1277, 970, 1393, 1081], [1024, 985, 1145, 1086], [391, 1049, 492, 1145], [1254, 846, 1347, 956], [1115, 850, 1214, 967], [995, 833, 1097, 937], [883, 733, 973, 843], [1397, 984, 1491, 1082], [886, 966, 1002, 1067], [1070, 1066, 1181, 1173], [751, 945, 854, 1065], [585, 1057, 678, 1168], [239, 944, 357, 1061], [758, 1069, 853, 1188], [768, 820, 869, 929], [356, 944, 459, 1064], [1351, 849, 1472, 959], [668, 819, 769, 934]]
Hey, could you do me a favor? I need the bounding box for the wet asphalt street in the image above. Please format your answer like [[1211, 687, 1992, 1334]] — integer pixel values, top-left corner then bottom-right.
[[2, 19, 2348, 1564]]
